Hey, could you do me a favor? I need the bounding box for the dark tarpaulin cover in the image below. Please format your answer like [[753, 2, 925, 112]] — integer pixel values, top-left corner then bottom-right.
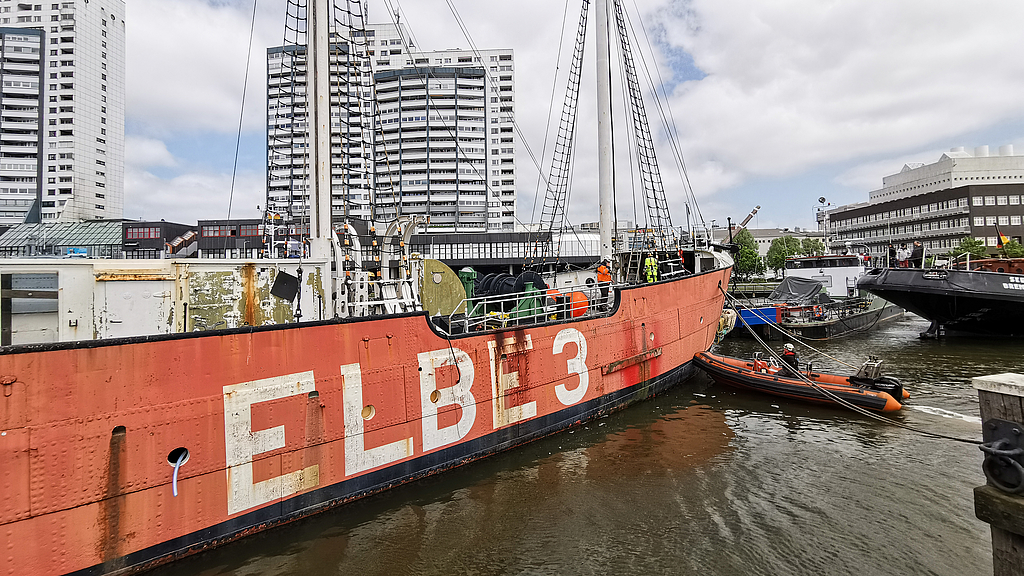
[[769, 276, 832, 304]]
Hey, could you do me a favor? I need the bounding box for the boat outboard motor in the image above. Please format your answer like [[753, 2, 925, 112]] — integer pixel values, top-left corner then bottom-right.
[[850, 357, 905, 400], [869, 376, 905, 401]]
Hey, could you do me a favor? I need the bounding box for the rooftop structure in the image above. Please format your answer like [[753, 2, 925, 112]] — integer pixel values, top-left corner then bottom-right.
[[826, 146, 1024, 262], [870, 145, 1024, 203], [0, 218, 122, 257]]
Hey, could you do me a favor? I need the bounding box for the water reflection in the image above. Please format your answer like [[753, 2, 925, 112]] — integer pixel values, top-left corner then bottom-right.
[[151, 315, 994, 576]]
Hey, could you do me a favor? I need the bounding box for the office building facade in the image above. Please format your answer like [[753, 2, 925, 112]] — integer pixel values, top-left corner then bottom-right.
[[0, 0, 125, 225], [826, 146, 1024, 260], [266, 22, 516, 232]]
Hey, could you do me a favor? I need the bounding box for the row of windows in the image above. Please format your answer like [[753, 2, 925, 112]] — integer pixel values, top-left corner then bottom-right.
[[972, 195, 1022, 206], [126, 227, 160, 239], [833, 198, 968, 228], [201, 224, 263, 237], [833, 219, 971, 240], [973, 215, 1023, 226]]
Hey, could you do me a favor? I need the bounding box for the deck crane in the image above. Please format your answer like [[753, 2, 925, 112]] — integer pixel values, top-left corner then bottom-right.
[[727, 205, 760, 244]]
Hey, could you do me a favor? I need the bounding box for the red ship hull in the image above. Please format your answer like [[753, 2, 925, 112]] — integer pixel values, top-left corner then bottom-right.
[[0, 267, 729, 575]]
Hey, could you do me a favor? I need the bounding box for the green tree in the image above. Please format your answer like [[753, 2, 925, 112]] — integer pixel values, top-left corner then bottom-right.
[[766, 235, 803, 273], [949, 237, 988, 258], [732, 229, 765, 279], [801, 237, 826, 256], [1002, 239, 1024, 258]]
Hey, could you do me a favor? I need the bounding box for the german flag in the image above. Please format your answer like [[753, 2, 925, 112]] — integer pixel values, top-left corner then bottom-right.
[[996, 223, 1010, 248]]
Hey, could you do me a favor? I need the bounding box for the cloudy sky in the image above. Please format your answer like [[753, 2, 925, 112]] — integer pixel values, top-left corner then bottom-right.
[[125, 0, 1024, 231]]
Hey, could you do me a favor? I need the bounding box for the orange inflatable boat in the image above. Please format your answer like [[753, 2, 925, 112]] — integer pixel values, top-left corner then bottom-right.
[[694, 351, 907, 412]]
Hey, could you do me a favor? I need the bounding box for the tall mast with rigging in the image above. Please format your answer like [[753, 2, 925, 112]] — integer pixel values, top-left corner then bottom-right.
[[595, 0, 615, 263], [308, 0, 334, 263]]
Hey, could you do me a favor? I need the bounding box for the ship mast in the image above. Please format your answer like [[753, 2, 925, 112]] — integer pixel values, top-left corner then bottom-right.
[[595, 0, 614, 262], [308, 0, 333, 262]]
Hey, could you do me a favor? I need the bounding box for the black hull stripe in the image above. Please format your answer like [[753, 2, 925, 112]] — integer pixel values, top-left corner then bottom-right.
[[73, 360, 698, 576]]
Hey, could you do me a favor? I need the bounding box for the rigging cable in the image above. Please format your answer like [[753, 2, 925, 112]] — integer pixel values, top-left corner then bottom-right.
[[529, 0, 573, 229], [622, 0, 705, 228], [720, 287, 980, 445], [224, 0, 260, 255]]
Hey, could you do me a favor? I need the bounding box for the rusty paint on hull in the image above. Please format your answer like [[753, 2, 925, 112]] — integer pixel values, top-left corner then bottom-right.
[[0, 267, 730, 576]]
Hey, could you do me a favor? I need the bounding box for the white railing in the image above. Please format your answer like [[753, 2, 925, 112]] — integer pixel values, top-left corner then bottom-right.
[[442, 282, 615, 334]]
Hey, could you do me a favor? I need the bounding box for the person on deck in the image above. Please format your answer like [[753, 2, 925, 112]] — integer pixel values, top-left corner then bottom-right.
[[887, 243, 897, 268], [597, 259, 612, 307], [781, 343, 799, 374], [910, 241, 924, 268], [644, 253, 659, 283], [896, 243, 910, 267]]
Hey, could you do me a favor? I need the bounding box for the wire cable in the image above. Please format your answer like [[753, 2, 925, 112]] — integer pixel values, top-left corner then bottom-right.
[[720, 287, 980, 445]]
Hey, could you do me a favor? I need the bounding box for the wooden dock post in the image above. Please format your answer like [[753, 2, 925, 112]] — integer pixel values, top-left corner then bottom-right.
[[974, 373, 1024, 576]]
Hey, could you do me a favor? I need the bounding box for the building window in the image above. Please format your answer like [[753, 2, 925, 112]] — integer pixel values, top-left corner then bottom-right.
[[127, 227, 161, 239], [997, 196, 1008, 205], [973, 217, 985, 227], [987, 237, 998, 246], [998, 216, 1009, 226], [973, 196, 984, 206], [239, 224, 262, 236], [1011, 195, 1021, 206], [202, 225, 236, 237], [986, 216, 997, 226], [985, 196, 996, 206], [1012, 215, 1022, 226]]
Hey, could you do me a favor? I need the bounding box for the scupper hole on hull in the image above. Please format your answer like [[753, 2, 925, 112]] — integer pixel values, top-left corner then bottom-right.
[[167, 447, 190, 497], [167, 447, 189, 467], [111, 425, 126, 437], [361, 405, 376, 420], [429, 390, 441, 404]]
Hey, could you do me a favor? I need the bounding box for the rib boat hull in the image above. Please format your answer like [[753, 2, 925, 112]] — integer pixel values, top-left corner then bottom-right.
[[693, 351, 902, 412]]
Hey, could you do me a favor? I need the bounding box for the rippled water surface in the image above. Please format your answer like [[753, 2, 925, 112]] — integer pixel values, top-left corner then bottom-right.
[[152, 315, 1014, 576]]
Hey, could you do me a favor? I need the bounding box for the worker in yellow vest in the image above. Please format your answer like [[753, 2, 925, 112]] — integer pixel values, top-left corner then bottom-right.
[[644, 253, 658, 283]]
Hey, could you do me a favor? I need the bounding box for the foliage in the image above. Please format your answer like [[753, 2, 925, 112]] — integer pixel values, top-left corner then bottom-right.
[[801, 237, 826, 256], [732, 229, 765, 279], [766, 236, 803, 272], [1003, 239, 1024, 258], [733, 228, 758, 252], [948, 237, 988, 259]]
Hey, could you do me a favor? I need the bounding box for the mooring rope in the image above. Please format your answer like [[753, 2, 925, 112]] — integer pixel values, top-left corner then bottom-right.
[[719, 287, 981, 445]]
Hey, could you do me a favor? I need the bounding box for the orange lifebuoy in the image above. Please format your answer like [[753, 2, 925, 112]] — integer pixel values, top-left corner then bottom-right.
[[813, 305, 824, 319], [569, 291, 589, 317]]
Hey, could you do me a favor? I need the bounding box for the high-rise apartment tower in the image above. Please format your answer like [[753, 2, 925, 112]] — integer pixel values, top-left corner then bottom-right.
[[267, 22, 517, 232], [0, 0, 125, 226]]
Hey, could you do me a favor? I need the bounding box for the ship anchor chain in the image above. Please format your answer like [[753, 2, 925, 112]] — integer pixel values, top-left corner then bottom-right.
[[980, 419, 1024, 494]]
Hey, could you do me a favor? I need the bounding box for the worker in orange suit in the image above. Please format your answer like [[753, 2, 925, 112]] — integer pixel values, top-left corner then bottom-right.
[[597, 259, 612, 309]]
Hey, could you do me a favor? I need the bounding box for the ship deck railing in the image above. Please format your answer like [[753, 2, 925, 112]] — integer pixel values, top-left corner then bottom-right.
[[439, 282, 616, 335]]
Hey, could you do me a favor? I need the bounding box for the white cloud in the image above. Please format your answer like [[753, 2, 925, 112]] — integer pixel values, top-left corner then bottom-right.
[[657, 1, 1024, 195], [125, 167, 264, 224], [125, 136, 177, 168], [124, 0, 1024, 227], [127, 0, 283, 136]]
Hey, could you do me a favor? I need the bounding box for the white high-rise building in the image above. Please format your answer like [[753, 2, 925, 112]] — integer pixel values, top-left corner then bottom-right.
[[0, 0, 125, 225], [0, 28, 44, 224], [267, 22, 517, 232]]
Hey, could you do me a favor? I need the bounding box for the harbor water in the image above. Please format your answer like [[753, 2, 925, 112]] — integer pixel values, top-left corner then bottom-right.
[[150, 315, 1014, 576]]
